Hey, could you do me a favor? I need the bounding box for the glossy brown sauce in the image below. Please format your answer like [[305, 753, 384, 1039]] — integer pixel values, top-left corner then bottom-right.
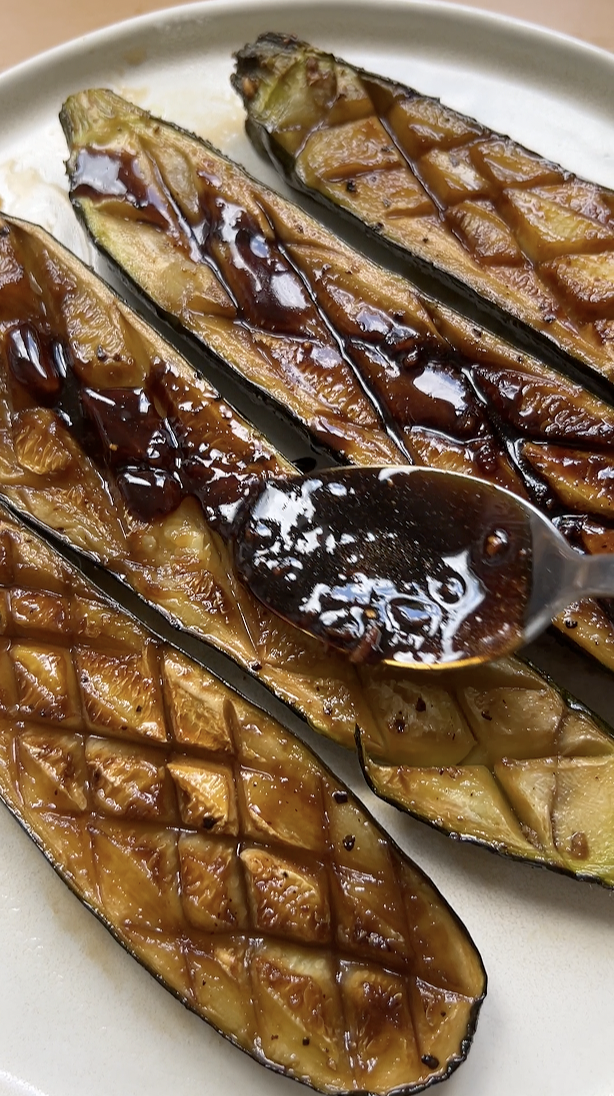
[[69, 138, 614, 523], [69, 145, 548, 490], [72, 147, 178, 237], [73, 149, 319, 336], [232, 468, 533, 666], [64, 141, 614, 635], [6, 323, 65, 404], [69, 147, 416, 455], [4, 320, 270, 528]]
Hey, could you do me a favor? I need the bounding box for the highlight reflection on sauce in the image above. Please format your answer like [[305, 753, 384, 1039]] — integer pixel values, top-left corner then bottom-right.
[[233, 468, 533, 667], [4, 320, 277, 528]]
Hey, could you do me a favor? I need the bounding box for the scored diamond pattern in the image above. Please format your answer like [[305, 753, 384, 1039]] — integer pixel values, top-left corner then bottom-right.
[[0, 213, 382, 751], [0, 508, 485, 1094], [234, 37, 614, 380], [358, 661, 614, 885]]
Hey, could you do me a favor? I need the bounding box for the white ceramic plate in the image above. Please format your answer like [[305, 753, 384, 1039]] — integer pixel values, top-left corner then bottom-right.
[[1, 3, 614, 1095]]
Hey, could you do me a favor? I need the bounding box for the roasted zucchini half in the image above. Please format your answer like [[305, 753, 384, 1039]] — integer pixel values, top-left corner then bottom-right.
[[1, 213, 614, 885], [61, 90, 614, 675], [233, 33, 614, 385], [0, 503, 486, 1093]]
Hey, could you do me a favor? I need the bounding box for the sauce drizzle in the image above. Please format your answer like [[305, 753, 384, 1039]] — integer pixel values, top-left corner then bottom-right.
[[4, 321, 273, 528]]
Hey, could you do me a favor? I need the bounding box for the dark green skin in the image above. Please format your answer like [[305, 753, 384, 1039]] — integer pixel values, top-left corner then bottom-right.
[[0, 495, 487, 1095]]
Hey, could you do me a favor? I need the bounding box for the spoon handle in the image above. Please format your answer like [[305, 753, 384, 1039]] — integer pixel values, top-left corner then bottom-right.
[[573, 551, 614, 599]]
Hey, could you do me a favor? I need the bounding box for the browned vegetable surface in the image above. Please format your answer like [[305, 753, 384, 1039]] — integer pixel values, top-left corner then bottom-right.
[[234, 33, 614, 384], [0, 504, 486, 1092], [0, 211, 373, 749], [2, 211, 614, 884], [61, 90, 614, 675], [60, 94, 401, 470], [358, 658, 614, 884]]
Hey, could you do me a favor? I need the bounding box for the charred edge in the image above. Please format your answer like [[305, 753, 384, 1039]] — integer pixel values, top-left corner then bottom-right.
[[0, 484, 361, 753], [61, 135, 397, 470], [236, 125, 614, 534], [5, 766, 484, 1096]]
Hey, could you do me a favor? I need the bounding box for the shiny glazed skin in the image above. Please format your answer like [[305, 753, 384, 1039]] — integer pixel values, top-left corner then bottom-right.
[[1, 215, 614, 885], [234, 33, 614, 383], [60, 89, 614, 677], [0, 505, 486, 1093]]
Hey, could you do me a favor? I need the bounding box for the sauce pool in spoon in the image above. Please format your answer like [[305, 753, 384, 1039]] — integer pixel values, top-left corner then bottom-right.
[[232, 467, 533, 668]]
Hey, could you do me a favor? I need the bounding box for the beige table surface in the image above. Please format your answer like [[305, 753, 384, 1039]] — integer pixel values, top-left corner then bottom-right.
[[1, 0, 613, 73]]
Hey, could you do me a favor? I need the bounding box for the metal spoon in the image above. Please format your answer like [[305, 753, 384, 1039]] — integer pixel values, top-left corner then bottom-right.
[[231, 465, 610, 670]]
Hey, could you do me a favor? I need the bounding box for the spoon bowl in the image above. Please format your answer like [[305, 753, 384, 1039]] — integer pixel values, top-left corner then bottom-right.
[[229, 466, 614, 669], [231, 465, 579, 669]]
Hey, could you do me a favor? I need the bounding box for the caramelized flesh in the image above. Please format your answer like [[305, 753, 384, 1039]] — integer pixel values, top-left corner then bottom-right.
[[234, 33, 614, 382], [61, 90, 614, 674], [1, 216, 613, 884], [0, 507, 486, 1092]]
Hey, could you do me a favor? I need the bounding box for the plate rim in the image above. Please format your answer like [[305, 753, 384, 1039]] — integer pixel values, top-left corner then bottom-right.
[[2, 0, 614, 97]]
